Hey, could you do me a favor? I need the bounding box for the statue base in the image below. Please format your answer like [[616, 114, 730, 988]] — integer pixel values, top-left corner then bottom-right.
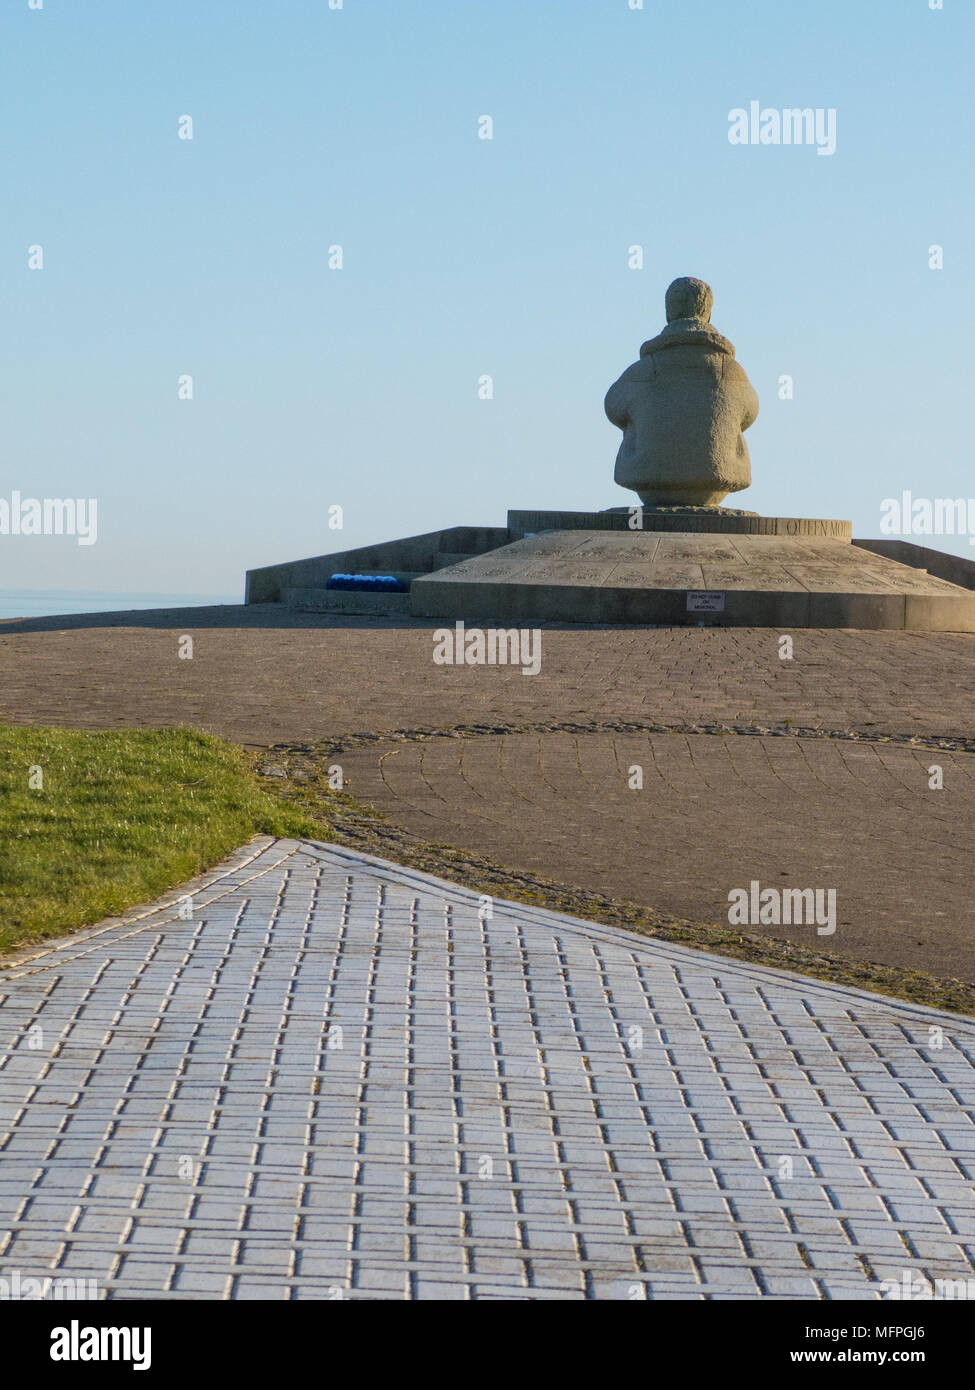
[[408, 510, 975, 630], [247, 508, 975, 631], [506, 508, 850, 539]]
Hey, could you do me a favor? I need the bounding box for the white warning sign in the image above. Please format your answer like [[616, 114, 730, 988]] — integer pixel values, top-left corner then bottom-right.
[[686, 591, 726, 613]]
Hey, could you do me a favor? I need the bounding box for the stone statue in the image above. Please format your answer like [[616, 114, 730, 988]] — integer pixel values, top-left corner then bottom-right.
[[604, 277, 759, 508]]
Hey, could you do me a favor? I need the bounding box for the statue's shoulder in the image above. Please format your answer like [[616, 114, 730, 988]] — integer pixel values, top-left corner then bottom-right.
[[720, 354, 755, 388], [641, 324, 735, 358], [611, 358, 654, 386]]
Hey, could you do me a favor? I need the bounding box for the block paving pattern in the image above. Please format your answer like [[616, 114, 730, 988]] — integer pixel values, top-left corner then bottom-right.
[[337, 728, 975, 980], [2, 838, 974, 1300], [3, 609, 975, 747]]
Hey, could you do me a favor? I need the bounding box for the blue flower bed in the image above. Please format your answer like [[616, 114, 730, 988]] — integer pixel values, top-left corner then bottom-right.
[[326, 573, 406, 592]]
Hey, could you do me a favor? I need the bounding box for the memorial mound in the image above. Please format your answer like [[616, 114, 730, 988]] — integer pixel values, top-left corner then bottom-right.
[[247, 279, 975, 630]]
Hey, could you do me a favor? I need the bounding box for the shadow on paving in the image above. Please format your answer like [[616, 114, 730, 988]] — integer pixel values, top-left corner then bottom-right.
[[0, 603, 694, 635]]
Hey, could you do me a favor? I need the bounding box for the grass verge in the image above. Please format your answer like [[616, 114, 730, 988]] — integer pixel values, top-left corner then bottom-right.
[[4, 721, 972, 1017], [0, 724, 323, 957]]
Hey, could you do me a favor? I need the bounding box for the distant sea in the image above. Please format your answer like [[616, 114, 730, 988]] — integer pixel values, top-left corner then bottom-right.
[[0, 590, 241, 621]]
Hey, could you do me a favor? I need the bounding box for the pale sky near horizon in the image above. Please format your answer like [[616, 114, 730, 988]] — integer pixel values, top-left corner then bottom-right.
[[1, 0, 972, 598]]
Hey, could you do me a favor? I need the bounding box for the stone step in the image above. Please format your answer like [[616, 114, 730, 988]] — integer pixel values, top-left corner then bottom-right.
[[285, 586, 413, 615]]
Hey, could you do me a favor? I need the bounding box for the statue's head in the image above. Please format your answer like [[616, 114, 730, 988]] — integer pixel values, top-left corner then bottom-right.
[[665, 276, 713, 324]]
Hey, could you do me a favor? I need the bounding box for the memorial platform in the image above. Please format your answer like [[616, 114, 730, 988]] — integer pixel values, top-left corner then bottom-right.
[[410, 514, 975, 629], [245, 279, 975, 629], [248, 508, 975, 630]]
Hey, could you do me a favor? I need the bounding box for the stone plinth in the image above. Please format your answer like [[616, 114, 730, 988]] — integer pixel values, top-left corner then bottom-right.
[[507, 509, 853, 540], [245, 275, 975, 631], [409, 526, 975, 630]]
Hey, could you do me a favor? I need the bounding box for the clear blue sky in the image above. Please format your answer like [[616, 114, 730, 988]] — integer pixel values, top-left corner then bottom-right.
[[1, 0, 971, 597]]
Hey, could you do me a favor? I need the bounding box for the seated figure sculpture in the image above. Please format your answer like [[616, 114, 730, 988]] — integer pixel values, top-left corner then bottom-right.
[[605, 277, 759, 508]]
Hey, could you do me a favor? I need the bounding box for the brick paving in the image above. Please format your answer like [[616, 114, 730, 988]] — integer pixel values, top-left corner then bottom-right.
[[333, 728, 975, 982], [2, 605, 974, 986], [2, 606, 975, 746], [1, 837, 973, 1301]]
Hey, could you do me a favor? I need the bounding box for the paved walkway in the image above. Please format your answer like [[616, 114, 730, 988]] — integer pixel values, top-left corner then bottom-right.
[[335, 726, 975, 980], [3, 608, 975, 986], [3, 607, 975, 746], [1, 839, 973, 1300]]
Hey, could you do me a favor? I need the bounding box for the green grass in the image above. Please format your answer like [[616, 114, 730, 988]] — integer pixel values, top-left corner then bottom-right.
[[0, 725, 324, 958]]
